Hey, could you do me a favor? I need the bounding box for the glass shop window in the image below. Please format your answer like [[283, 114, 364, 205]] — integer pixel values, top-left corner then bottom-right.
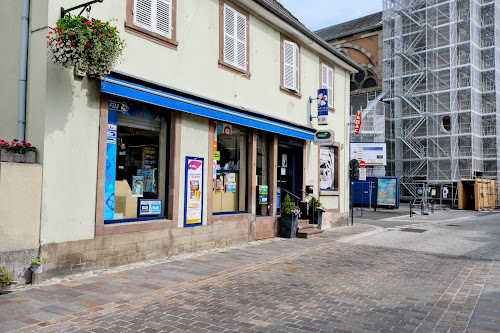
[[256, 132, 270, 216], [319, 146, 338, 191], [104, 104, 168, 223], [213, 123, 247, 213]]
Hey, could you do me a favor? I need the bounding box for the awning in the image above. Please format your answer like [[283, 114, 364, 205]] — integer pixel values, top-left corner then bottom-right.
[[100, 76, 315, 141]]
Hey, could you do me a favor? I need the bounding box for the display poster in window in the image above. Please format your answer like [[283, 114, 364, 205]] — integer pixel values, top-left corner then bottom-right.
[[276, 187, 281, 210], [217, 122, 223, 133], [226, 183, 237, 192], [377, 178, 397, 206], [184, 157, 204, 227], [131, 176, 144, 197], [223, 123, 232, 135], [139, 199, 162, 216], [216, 174, 224, 193], [225, 173, 236, 183], [259, 185, 268, 204], [104, 111, 118, 220], [319, 147, 335, 190], [137, 169, 156, 193]]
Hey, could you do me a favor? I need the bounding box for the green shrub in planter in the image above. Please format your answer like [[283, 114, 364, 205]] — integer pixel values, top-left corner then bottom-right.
[[47, 15, 126, 76]]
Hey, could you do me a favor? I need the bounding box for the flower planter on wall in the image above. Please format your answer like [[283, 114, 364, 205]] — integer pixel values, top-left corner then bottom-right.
[[280, 213, 298, 238], [0, 282, 17, 294], [0, 150, 35, 163]]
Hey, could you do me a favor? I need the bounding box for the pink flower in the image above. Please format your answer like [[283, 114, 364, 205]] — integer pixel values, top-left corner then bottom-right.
[[21, 140, 26, 144], [13, 139, 18, 142], [26, 143, 32, 147], [16, 143, 22, 146]]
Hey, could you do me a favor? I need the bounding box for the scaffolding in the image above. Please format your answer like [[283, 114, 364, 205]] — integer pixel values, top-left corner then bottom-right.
[[382, 0, 500, 199]]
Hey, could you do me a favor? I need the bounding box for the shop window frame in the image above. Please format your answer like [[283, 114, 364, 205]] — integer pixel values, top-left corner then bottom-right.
[[319, 142, 341, 196], [95, 95, 180, 237]]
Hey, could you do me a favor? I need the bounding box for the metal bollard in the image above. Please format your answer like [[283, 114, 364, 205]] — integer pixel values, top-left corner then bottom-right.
[[410, 201, 413, 217]]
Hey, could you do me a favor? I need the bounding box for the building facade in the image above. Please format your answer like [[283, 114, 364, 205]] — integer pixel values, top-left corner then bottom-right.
[[0, 0, 359, 280]]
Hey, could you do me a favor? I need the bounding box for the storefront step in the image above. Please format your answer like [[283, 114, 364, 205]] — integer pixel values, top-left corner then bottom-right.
[[296, 228, 324, 239], [298, 219, 311, 228]]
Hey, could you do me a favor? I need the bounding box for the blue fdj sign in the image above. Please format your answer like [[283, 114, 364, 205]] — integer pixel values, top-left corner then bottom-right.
[[317, 88, 328, 125], [139, 199, 162, 216], [276, 188, 281, 210]]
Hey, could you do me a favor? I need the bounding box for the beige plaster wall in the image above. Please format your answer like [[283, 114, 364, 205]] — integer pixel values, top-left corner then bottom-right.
[[177, 114, 210, 227], [0, 0, 23, 140], [0, 162, 42, 252]]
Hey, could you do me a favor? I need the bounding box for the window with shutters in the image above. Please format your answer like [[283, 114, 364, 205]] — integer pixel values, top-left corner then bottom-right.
[[219, 1, 250, 77], [280, 34, 301, 98], [320, 62, 335, 110], [126, 0, 177, 49]]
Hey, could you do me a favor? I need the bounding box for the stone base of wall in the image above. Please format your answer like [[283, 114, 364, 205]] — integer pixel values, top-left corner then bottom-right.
[[0, 248, 40, 284], [322, 212, 349, 229], [255, 217, 275, 240], [40, 220, 249, 279]]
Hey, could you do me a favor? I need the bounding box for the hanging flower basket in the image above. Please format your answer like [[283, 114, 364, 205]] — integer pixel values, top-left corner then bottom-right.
[[47, 15, 125, 76]]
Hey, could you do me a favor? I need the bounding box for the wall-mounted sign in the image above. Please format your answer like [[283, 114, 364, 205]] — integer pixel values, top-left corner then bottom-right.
[[314, 130, 335, 146], [276, 187, 281, 210], [359, 168, 367, 181], [317, 88, 328, 125], [139, 199, 162, 216], [184, 157, 204, 227], [354, 110, 362, 134], [350, 142, 387, 166]]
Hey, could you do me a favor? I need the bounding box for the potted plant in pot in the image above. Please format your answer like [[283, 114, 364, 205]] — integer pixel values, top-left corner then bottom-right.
[[0, 139, 37, 163], [46, 15, 125, 76], [308, 197, 325, 229], [0, 266, 17, 294], [280, 194, 301, 238], [31, 257, 47, 275]]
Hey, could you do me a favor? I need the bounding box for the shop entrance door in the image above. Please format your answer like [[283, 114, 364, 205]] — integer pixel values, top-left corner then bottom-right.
[[277, 141, 303, 214]]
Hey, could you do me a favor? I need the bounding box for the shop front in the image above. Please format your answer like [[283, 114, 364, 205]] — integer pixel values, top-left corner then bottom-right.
[[98, 72, 314, 238]]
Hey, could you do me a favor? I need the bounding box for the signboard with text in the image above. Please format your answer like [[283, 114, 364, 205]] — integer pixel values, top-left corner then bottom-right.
[[351, 142, 387, 166], [184, 157, 204, 227], [354, 110, 362, 134]]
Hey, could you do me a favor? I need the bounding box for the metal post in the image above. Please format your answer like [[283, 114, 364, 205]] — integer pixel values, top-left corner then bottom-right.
[[421, 201, 424, 215], [439, 185, 443, 209], [350, 181, 354, 226], [410, 201, 413, 217], [361, 182, 364, 217]]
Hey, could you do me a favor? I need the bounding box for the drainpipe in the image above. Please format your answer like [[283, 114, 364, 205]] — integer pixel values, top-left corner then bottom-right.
[[18, 0, 30, 141]]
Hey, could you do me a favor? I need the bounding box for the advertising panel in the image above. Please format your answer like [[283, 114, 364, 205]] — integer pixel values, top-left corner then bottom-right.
[[184, 157, 204, 227], [317, 88, 329, 125], [350, 142, 387, 166], [376, 178, 397, 206], [139, 199, 162, 216]]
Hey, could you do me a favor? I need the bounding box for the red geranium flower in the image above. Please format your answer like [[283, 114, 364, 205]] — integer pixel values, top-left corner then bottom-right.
[[86, 42, 92, 47], [99, 34, 104, 37]]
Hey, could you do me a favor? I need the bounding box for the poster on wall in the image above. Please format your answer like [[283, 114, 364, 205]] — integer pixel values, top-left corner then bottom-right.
[[319, 147, 335, 190], [139, 199, 162, 216], [184, 157, 204, 227], [104, 111, 118, 221], [350, 142, 387, 166], [376, 178, 397, 206]]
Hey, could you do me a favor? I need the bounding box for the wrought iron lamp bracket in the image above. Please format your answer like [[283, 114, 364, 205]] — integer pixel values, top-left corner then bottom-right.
[[60, 0, 104, 18]]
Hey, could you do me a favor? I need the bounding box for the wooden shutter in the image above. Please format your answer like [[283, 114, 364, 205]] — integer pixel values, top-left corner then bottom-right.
[[156, 0, 172, 39], [134, 0, 153, 31], [327, 65, 334, 108], [134, 0, 172, 39], [294, 43, 300, 91], [283, 40, 295, 90], [322, 64, 334, 108], [223, 4, 247, 71]]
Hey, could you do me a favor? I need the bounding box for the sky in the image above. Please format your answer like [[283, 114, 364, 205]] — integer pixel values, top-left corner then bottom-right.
[[277, 0, 383, 32]]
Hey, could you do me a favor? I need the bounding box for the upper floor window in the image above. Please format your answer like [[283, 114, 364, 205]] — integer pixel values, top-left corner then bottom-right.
[[126, 0, 177, 49], [280, 35, 300, 97], [219, 2, 250, 76], [321, 63, 334, 109]]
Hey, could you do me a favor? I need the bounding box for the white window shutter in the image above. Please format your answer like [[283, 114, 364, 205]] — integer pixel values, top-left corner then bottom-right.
[[283, 40, 295, 90], [134, 0, 172, 39], [156, 0, 172, 39], [294, 43, 300, 92], [223, 4, 247, 71], [134, 0, 153, 30], [235, 12, 247, 70], [223, 5, 236, 66], [327, 66, 334, 108]]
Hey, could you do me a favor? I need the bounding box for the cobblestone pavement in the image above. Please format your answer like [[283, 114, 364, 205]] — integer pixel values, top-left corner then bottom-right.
[[1, 223, 499, 333]]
